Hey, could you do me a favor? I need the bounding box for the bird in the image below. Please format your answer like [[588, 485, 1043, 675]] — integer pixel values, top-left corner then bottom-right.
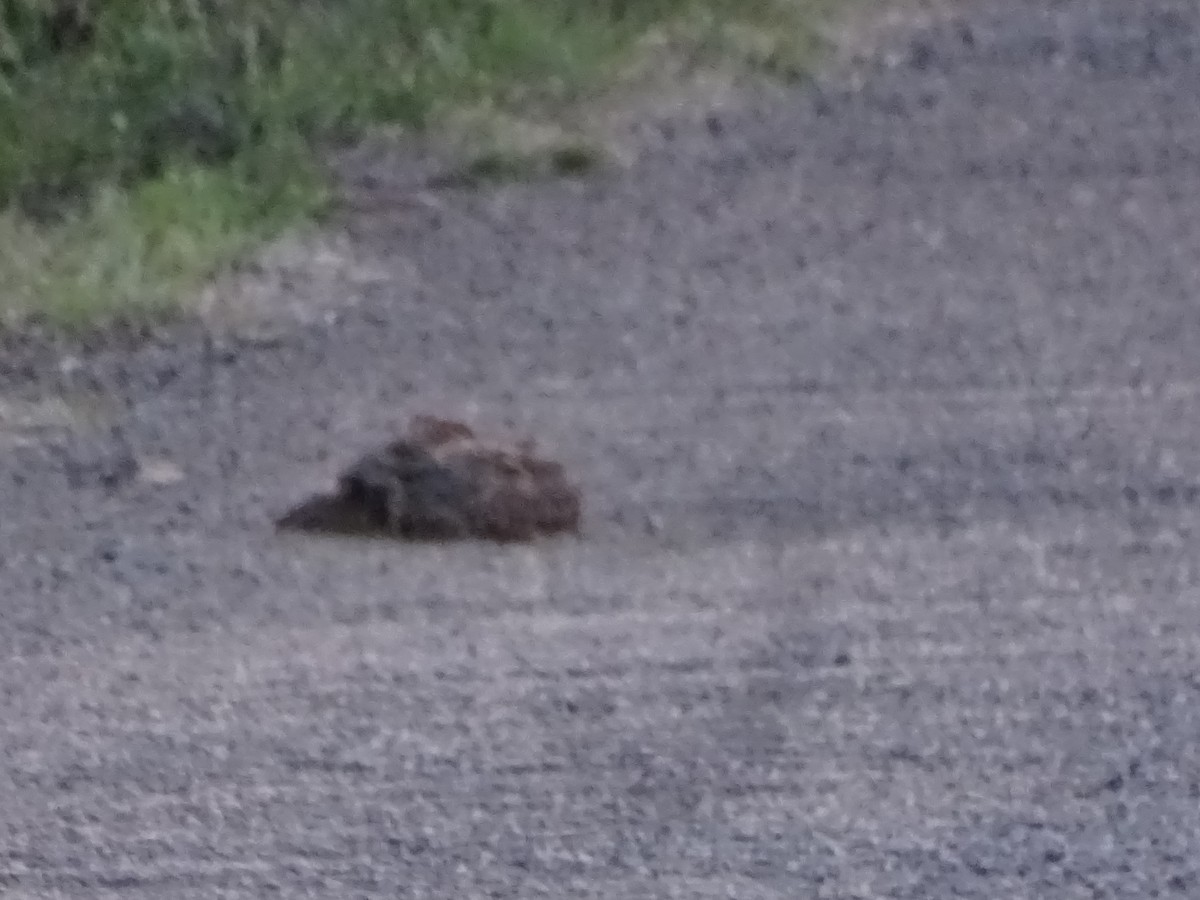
[[275, 415, 582, 542]]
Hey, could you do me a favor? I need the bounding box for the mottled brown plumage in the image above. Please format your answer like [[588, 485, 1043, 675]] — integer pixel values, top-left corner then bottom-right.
[[276, 415, 581, 541]]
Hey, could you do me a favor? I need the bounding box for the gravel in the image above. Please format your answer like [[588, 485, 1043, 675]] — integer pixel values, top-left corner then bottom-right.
[[3, 0, 1200, 896]]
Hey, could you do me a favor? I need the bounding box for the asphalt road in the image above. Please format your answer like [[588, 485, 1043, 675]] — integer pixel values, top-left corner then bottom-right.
[[3, 0, 1200, 896]]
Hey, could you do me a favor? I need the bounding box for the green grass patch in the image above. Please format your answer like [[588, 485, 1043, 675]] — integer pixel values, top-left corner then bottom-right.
[[427, 108, 617, 188], [0, 156, 326, 329], [0, 0, 837, 331], [447, 140, 607, 186]]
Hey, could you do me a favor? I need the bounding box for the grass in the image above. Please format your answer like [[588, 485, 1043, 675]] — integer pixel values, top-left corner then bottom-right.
[[0, 0, 837, 332]]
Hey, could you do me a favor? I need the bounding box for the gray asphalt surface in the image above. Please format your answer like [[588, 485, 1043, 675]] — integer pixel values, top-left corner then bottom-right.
[[4, 0, 1200, 896]]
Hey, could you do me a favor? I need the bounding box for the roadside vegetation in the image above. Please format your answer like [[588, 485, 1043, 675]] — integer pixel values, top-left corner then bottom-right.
[[0, 0, 834, 331]]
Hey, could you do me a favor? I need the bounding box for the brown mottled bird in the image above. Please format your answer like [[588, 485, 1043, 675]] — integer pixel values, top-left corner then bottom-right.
[[276, 415, 582, 542]]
